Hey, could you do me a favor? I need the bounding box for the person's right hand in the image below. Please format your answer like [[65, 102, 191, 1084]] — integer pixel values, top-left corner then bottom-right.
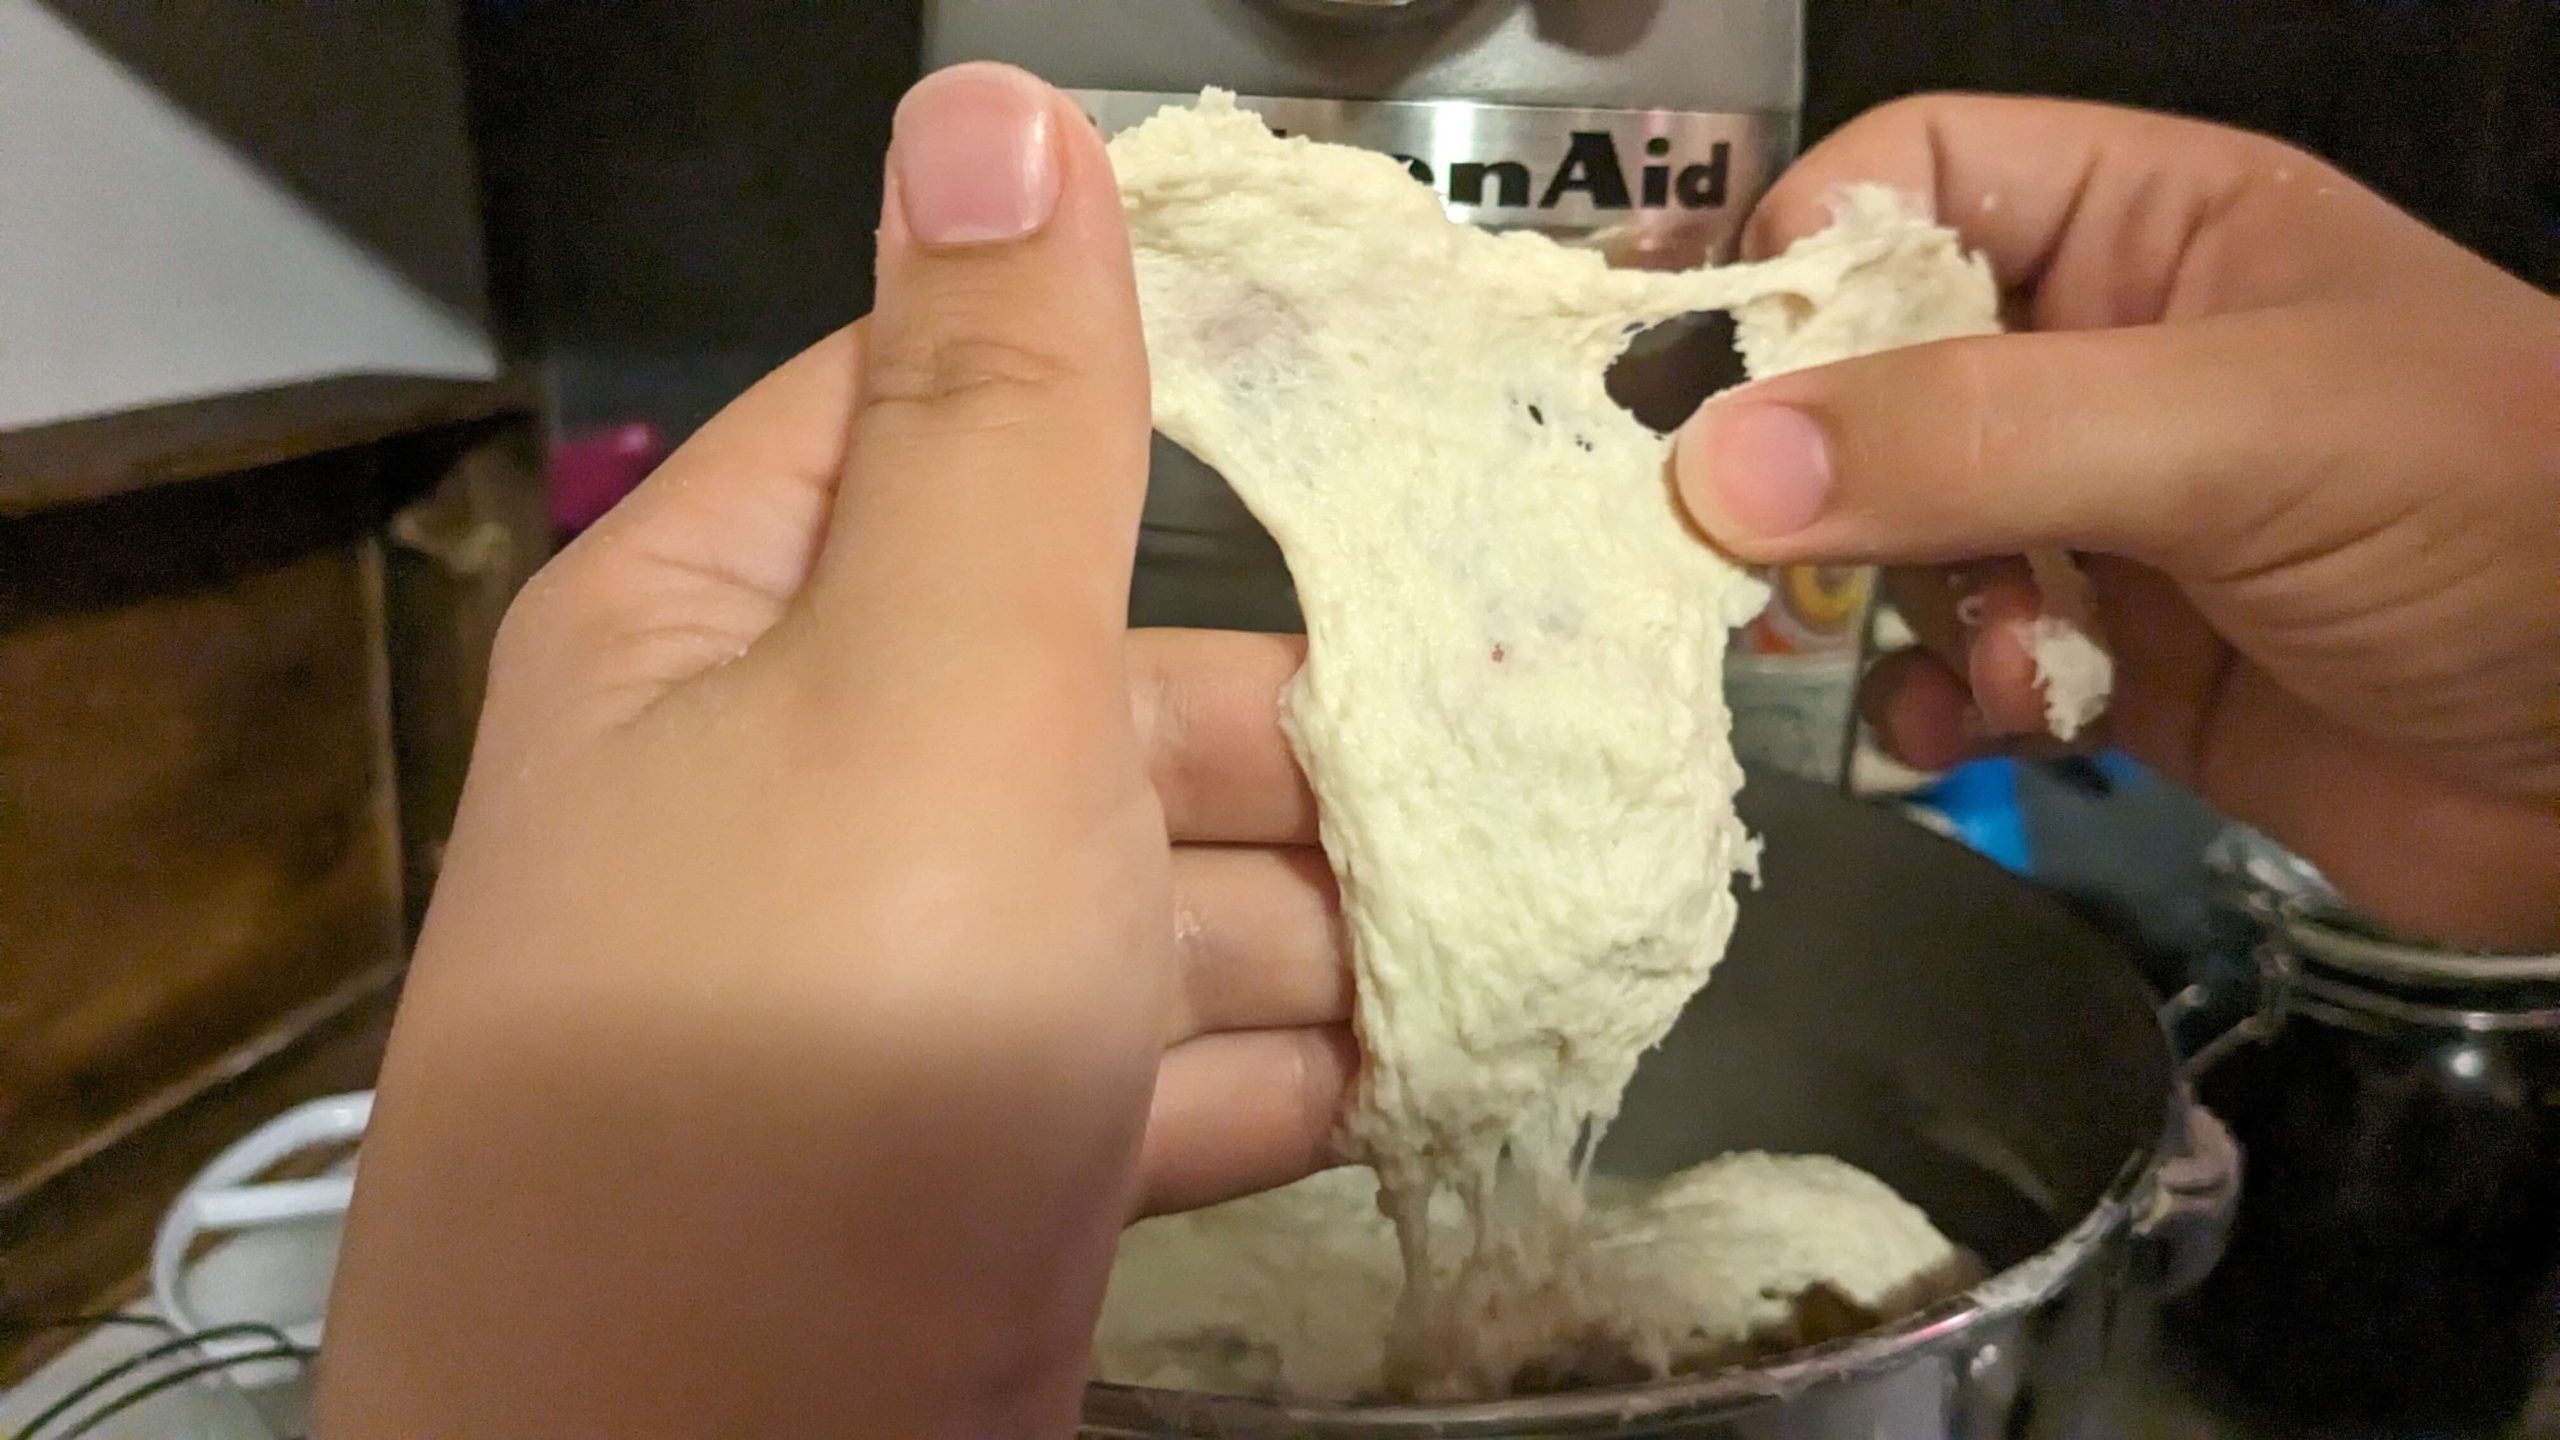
[[1675, 96, 2560, 952]]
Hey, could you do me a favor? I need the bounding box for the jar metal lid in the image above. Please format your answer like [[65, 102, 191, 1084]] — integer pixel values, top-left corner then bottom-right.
[[2208, 822, 2560, 985], [2278, 911, 2560, 989], [2200, 824, 2560, 1038]]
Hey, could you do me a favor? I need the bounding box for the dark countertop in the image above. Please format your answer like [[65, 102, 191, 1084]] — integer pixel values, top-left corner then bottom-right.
[[2102, 1315, 2560, 1439]]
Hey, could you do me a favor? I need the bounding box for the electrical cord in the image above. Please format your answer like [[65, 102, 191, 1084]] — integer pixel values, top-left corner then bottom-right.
[[0, 1316, 177, 1341], [51, 1349, 306, 1440], [3, 1315, 312, 1440]]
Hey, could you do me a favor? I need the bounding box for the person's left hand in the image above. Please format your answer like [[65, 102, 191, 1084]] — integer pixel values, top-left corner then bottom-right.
[[315, 62, 1350, 1440]]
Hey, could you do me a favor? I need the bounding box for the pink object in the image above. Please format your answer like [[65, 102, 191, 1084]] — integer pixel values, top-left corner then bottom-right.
[[548, 421, 667, 536]]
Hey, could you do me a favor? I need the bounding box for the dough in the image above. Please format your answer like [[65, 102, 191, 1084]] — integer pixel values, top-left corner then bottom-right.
[[1093, 1167, 1403, 1401], [1092, 1156, 1974, 1403], [1596, 1153, 1979, 1370], [2025, 549, 2114, 740], [1107, 92, 2073, 1398]]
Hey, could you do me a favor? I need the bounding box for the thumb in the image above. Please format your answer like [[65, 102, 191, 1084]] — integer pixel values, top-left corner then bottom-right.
[[1671, 313, 2383, 577], [809, 63, 1150, 678]]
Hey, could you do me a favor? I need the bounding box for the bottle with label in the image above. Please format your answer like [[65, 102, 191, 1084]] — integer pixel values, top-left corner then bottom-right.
[[1728, 562, 1878, 786], [924, 0, 1840, 770]]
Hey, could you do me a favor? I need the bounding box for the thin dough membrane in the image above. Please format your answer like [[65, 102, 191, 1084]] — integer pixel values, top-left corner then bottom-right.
[[1107, 92, 2093, 1399]]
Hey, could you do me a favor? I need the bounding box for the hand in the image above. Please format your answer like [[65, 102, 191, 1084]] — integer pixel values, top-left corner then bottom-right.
[[1676, 95, 2560, 952], [315, 64, 1350, 1439]]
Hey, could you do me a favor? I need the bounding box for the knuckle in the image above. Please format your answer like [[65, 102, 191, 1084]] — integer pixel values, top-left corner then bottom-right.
[[1293, 1029, 1353, 1162], [1943, 338, 2005, 474], [477, 565, 604, 732], [486, 543, 661, 698], [1842, 336, 2006, 491], [1131, 647, 1203, 814], [864, 328, 1081, 431], [1866, 91, 1958, 129], [487, 558, 580, 674], [1842, 91, 1981, 153], [1870, 335, 2045, 540], [2231, 127, 2333, 179], [1126, 636, 1172, 748]]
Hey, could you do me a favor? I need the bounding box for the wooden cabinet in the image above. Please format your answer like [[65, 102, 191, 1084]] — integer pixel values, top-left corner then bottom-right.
[[0, 376, 546, 1376]]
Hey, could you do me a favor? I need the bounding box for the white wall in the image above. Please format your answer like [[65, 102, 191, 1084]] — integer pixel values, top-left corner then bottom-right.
[[0, 0, 499, 430]]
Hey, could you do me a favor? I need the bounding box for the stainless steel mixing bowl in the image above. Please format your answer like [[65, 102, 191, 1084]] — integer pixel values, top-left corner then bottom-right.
[[1081, 769, 2235, 1438]]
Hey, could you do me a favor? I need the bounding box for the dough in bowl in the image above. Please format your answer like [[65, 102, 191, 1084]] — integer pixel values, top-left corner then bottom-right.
[[1092, 1156, 1976, 1403]]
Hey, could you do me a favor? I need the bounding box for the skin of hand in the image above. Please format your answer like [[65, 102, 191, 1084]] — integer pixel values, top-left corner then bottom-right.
[[1675, 96, 2560, 952], [313, 64, 1351, 1439]]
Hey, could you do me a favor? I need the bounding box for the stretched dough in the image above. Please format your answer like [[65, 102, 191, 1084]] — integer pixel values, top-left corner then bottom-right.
[[1108, 92, 2076, 1398]]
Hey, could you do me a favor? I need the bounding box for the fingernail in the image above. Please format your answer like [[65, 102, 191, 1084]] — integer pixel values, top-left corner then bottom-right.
[[1680, 402, 1833, 539], [890, 64, 1060, 248]]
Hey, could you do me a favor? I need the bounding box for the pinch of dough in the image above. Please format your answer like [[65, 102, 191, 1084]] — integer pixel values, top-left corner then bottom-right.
[[2024, 549, 2114, 740], [1092, 1156, 1973, 1403], [1107, 92, 2081, 1397]]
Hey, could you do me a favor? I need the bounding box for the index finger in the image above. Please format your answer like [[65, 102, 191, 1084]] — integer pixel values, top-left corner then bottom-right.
[[1746, 94, 2388, 329], [1131, 629, 1317, 845]]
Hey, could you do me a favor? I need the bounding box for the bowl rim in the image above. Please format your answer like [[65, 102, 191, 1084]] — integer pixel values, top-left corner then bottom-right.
[[1079, 1110, 2169, 1435]]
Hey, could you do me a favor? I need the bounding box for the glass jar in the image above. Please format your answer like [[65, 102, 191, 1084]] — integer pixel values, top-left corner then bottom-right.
[[2164, 880, 2560, 1435]]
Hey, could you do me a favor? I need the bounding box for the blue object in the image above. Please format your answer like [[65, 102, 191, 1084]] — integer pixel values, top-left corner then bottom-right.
[[1911, 757, 2033, 875]]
